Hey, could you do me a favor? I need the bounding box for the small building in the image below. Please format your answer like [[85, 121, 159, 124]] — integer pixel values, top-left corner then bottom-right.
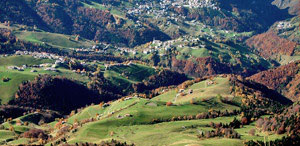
[[179, 89, 185, 93], [207, 81, 214, 86], [102, 103, 110, 108]]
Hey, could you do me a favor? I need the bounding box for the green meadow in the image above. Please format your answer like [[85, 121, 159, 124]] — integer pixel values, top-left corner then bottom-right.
[[0, 56, 89, 104], [14, 31, 95, 49]]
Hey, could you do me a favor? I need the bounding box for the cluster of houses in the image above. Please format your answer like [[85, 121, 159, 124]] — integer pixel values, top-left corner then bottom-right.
[[104, 61, 135, 70], [127, 0, 219, 22], [139, 35, 210, 56], [7, 65, 26, 71], [7, 63, 59, 72], [127, 0, 183, 24], [15, 51, 64, 61], [7, 51, 67, 72], [70, 43, 138, 56], [69, 44, 109, 54], [140, 38, 176, 55], [187, 0, 219, 9], [140, 25, 241, 56], [117, 47, 137, 55], [277, 21, 291, 30]]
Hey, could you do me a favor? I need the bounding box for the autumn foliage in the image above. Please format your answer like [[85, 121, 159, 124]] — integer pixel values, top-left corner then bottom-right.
[[133, 69, 188, 93], [171, 57, 232, 78], [0, 0, 170, 47], [166, 102, 173, 106], [246, 31, 297, 58], [249, 61, 300, 101], [22, 128, 48, 140]]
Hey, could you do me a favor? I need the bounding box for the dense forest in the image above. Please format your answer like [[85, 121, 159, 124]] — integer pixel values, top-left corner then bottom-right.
[[11, 75, 98, 114], [249, 61, 300, 102]]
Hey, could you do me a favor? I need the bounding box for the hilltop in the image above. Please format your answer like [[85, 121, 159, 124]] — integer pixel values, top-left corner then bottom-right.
[[0, 75, 293, 145]]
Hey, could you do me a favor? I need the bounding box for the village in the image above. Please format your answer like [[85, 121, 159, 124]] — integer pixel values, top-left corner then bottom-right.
[[135, 33, 218, 57], [6, 51, 67, 73], [127, 0, 219, 15], [69, 43, 112, 54], [276, 21, 292, 30], [4, 50, 142, 76], [126, 0, 219, 26]]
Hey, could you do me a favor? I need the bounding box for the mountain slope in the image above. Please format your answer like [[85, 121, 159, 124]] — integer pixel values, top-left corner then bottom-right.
[[0, 0, 170, 47], [246, 15, 300, 64], [249, 60, 300, 102], [0, 0, 49, 30], [246, 31, 297, 58], [215, 0, 293, 32], [272, 0, 300, 15]]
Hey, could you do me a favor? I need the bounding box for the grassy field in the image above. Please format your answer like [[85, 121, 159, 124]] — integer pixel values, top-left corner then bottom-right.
[[63, 96, 283, 146], [0, 76, 286, 146], [0, 56, 53, 103], [0, 55, 54, 66], [1, 114, 47, 134], [277, 55, 300, 65], [67, 98, 139, 124], [152, 77, 235, 104], [0, 130, 15, 142], [0, 70, 36, 104], [68, 116, 241, 146], [14, 31, 95, 49], [0, 56, 89, 104], [104, 64, 156, 92], [64, 77, 241, 145], [82, 1, 126, 19], [82, 1, 106, 10], [235, 120, 286, 142], [7, 138, 30, 145], [0, 56, 156, 104], [46, 76, 243, 145], [176, 39, 269, 68], [67, 77, 240, 125]]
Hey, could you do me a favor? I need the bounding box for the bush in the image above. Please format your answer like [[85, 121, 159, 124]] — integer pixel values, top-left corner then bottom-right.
[[2, 77, 10, 82], [249, 128, 256, 136], [241, 117, 248, 125], [23, 129, 48, 140], [277, 125, 285, 134], [166, 102, 173, 106], [256, 118, 264, 128], [190, 98, 196, 104]]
